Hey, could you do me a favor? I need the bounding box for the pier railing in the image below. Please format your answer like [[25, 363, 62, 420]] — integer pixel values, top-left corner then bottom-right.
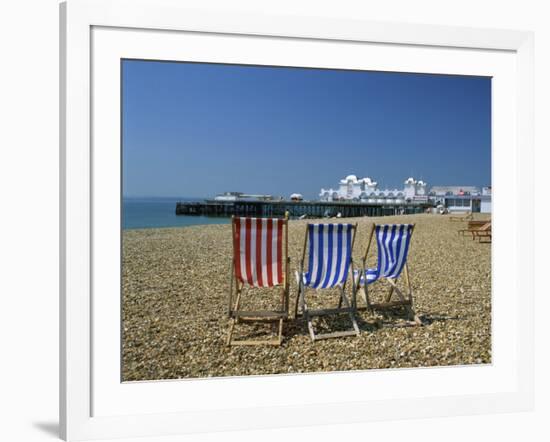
[[175, 199, 431, 218]]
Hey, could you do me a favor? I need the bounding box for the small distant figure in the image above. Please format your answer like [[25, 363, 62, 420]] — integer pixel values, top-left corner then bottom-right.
[[336, 212, 342, 218]]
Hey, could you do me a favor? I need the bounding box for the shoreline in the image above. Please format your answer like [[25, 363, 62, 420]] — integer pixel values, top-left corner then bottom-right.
[[121, 212, 466, 231]]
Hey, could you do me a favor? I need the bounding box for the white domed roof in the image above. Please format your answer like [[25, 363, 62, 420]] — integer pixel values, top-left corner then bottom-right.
[[404, 177, 416, 184], [361, 177, 377, 186], [345, 174, 358, 182]]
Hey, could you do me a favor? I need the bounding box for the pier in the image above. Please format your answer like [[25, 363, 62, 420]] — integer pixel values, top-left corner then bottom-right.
[[175, 199, 431, 218]]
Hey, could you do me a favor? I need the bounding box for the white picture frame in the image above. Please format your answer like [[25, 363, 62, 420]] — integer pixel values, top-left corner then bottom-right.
[[60, 0, 534, 440]]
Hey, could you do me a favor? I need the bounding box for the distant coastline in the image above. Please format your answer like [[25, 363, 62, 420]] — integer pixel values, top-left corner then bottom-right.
[[122, 197, 231, 230]]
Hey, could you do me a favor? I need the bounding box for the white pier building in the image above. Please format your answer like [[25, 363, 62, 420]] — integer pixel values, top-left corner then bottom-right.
[[320, 175, 491, 213], [319, 175, 427, 204]]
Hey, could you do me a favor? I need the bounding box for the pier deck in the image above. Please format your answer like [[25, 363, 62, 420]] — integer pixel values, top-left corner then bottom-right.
[[175, 199, 431, 218]]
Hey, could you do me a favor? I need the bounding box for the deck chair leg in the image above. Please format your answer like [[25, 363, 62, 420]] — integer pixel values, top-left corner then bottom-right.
[[294, 286, 304, 318], [365, 285, 372, 311], [359, 270, 372, 311], [350, 266, 359, 310], [307, 319, 316, 342], [304, 304, 316, 342], [384, 284, 394, 303], [406, 307, 422, 324], [299, 288, 316, 340], [403, 265, 420, 323], [358, 286, 366, 306], [359, 284, 372, 311], [402, 299, 421, 325], [226, 318, 238, 346], [353, 284, 369, 311], [278, 278, 286, 345], [227, 261, 235, 317], [294, 271, 303, 318], [295, 285, 305, 319], [404, 263, 413, 304], [339, 287, 360, 336], [284, 256, 290, 312], [234, 283, 243, 324], [300, 288, 307, 319], [226, 286, 243, 346], [387, 279, 422, 325]]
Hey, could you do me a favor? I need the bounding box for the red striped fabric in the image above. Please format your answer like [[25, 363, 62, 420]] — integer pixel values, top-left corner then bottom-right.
[[233, 217, 285, 287]]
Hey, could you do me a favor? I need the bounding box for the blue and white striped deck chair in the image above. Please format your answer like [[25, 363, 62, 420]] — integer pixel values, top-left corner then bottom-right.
[[294, 223, 360, 341], [355, 224, 421, 324]]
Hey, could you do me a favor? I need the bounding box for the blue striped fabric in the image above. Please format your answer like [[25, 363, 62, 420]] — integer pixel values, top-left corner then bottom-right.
[[356, 224, 413, 285], [302, 224, 354, 289]]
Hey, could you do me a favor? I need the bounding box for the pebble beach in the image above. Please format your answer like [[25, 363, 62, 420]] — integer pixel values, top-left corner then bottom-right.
[[122, 213, 491, 381]]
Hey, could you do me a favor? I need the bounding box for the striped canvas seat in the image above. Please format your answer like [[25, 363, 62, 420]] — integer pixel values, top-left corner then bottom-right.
[[301, 223, 354, 289], [233, 217, 285, 287], [355, 224, 413, 285]]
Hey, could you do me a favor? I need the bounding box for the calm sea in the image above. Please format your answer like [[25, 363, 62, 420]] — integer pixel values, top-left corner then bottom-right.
[[122, 197, 231, 230]]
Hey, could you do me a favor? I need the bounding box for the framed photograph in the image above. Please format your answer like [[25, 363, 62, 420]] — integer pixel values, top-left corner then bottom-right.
[[60, 0, 534, 440]]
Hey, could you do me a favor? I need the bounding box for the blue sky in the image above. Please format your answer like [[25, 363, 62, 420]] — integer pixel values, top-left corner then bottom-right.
[[122, 60, 491, 199]]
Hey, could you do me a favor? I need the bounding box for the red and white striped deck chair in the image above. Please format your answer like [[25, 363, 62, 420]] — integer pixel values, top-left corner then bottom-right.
[[226, 213, 290, 346]]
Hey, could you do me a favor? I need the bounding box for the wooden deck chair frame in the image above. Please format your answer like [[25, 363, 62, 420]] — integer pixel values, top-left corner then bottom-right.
[[460, 221, 491, 240], [226, 213, 290, 346], [472, 222, 492, 243], [356, 224, 422, 325], [449, 211, 473, 222], [294, 223, 360, 342], [457, 220, 488, 236]]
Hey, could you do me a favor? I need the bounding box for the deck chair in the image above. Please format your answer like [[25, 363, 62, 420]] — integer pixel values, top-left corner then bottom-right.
[[472, 222, 492, 243], [449, 211, 473, 222], [460, 221, 491, 240], [458, 220, 487, 235], [355, 224, 422, 325], [226, 214, 289, 346], [294, 223, 360, 341]]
